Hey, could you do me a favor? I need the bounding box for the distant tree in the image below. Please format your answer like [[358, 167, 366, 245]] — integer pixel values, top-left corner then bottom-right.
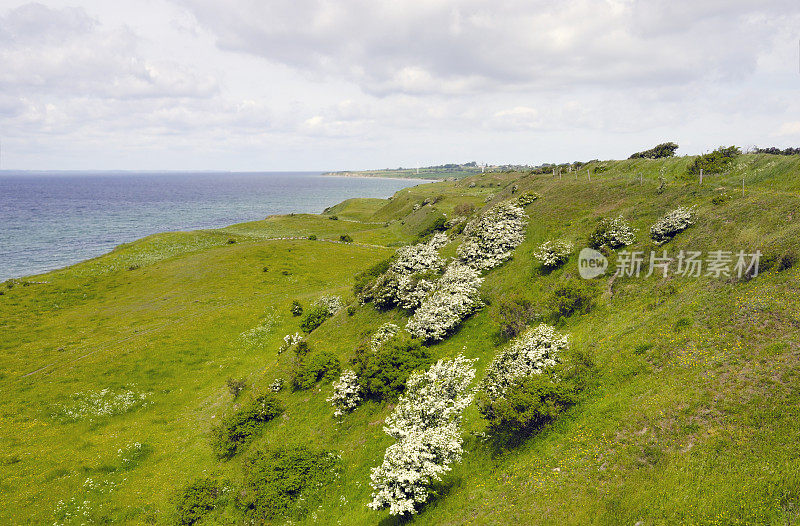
[[629, 142, 679, 159]]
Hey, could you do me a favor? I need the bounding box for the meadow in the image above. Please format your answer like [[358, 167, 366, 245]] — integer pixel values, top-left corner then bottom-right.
[[1, 153, 799, 524]]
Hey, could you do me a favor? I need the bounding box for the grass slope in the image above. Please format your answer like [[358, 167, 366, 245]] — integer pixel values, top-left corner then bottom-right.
[[1, 153, 800, 525]]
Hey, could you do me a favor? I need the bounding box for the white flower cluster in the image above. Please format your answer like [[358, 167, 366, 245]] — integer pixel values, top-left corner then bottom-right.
[[533, 240, 574, 268], [481, 324, 569, 402], [650, 206, 695, 245], [54, 388, 150, 422], [268, 378, 284, 392], [279, 332, 303, 354], [516, 191, 540, 206], [406, 263, 484, 342], [327, 369, 362, 418], [236, 313, 276, 350], [369, 355, 476, 515], [598, 215, 637, 248], [370, 235, 447, 310], [315, 295, 344, 316], [456, 202, 528, 270], [370, 323, 400, 351]]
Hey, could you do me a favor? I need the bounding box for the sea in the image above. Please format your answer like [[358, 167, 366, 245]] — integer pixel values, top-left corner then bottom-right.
[[0, 171, 431, 281]]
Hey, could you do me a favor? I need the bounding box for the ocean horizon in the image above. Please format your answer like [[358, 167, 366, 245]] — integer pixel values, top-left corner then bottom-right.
[[0, 171, 431, 281]]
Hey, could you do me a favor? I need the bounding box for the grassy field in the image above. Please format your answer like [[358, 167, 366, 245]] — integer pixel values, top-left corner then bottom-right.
[[2, 153, 800, 524]]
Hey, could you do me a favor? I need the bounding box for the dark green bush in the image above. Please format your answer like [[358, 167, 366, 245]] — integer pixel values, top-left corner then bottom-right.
[[290, 300, 303, 316], [339, 234, 353, 243], [416, 214, 448, 242], [292, 351, 341, 390], [492, 295, 538, 341], [548, 282, 596, 322], [352, 333, 432, 402], [687, 146, 741, 175], [761, 251, 797, 272], [238, 446, 340, 522], [480, 373, 578, 441], [629, 142, 679, 159], [347, 305, 357, 316], [174, 478, 222, 525], [307, 234, 317, 240], [300, 305, 332, 333], [353, 258, 392, 296], [211, 394, 283, 459]]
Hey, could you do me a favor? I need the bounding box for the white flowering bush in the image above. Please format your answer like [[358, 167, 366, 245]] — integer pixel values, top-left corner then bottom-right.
[[406, 263, 484, 342], [368, 236, 447, 310], [533, 240, 574, 269], [649, 206, 695, 245], [279, 332, 303, 354], [315, 295, 344, 316], [456, 202, 528, 270], [327, 369, 362, 418], [371, 323, 400, 351], [481, 324, 569, 402], [369, 355, 476, 515], [589, 215, 637, 248], [516, 191, 540, 206]]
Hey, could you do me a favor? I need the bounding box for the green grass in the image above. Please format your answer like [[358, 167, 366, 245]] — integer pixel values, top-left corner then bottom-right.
[[2, 153, 800, 524]]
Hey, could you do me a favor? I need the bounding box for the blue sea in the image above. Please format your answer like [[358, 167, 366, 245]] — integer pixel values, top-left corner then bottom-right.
[[0, 171, 430, 281]]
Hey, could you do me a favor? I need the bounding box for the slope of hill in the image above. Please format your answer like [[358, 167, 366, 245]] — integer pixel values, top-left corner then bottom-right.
[[2, 154, 799, 525]]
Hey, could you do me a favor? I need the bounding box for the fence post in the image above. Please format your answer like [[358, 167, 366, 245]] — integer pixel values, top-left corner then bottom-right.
[[587, 169, 591, 182], [700, 168, 703, 185]]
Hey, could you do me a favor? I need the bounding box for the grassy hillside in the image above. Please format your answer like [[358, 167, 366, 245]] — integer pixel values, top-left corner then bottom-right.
[[2, 153, 800, 525]]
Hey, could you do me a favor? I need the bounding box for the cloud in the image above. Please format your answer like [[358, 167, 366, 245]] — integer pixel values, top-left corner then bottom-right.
[[0, 3, 218, 101], [175, 0, 800, 96]]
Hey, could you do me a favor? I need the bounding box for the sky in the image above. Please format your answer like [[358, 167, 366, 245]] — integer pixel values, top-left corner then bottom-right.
[[0, 0, 799, 171]]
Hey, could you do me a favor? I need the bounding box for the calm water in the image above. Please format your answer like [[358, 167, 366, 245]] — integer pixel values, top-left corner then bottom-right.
[[0, 171, 430, 281]]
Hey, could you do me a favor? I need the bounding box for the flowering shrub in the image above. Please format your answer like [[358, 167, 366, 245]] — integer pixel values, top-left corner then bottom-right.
[[406, 263, 484, 342], [588, 215, 637, 249], [533, 240, 573, 269], [300, 295, 343, 332], [53, 387, 150, 422], [290, 300, 303, 316], [279, 332, 303, 354], [456, 202, 528, 270], [516, 191, 540, 206], [481, 324, 569, 402], [362, 236, 446, 310], [370, 323, 400, 351], [268, 378, 284, 392], [369, 355, 476, 515], [649, 206, 695, 244], [327, 369, 361, 418]]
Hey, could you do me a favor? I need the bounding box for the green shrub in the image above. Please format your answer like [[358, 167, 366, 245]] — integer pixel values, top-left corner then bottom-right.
[[226, 377, 246, 398], [328, 215, 338, 220], [292, 351, 341, 390], [352, 333, 432, 402], [548, 282, 596, 322], [300, 305, 331, 333], [480, 372, 577, 441], [492, 295, 538, 341], [211, 394, 283, 459], [347, 305, 357, 316], [238, 446, 340, 522], [478, 348, 593, 444], [628, 142, 679, 159], [307, 234, 317, 240], [687, 145, 741, 175], [290, 300, 303, 316], [416, 215, 448, 242], [761, 251, 797, 272], [339, 234, 353, 243], [174, 478, 222, 525]]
